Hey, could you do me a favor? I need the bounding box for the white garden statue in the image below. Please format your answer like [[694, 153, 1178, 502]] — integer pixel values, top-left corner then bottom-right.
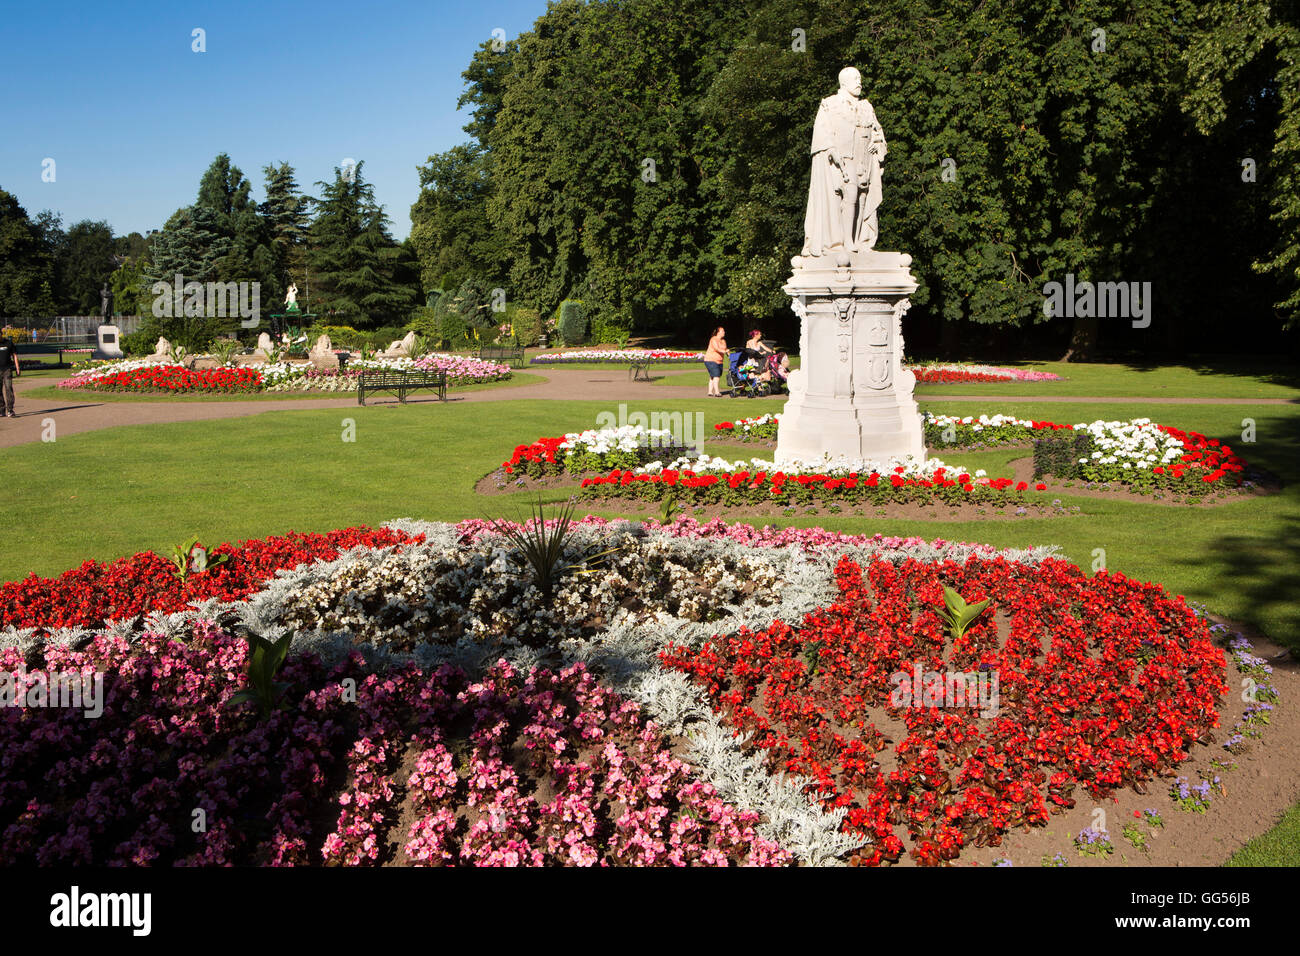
[[775, 66, 924, 466], [801, 66, 886, 261]]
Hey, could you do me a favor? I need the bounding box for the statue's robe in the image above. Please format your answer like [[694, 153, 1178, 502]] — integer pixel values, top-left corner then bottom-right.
[[801, 91, 887, 256]]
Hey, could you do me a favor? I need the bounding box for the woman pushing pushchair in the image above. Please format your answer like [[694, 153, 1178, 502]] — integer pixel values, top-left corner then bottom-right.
[[726, 330, 787, 397]]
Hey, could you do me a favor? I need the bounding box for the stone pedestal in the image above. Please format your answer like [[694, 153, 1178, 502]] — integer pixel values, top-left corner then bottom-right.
[[774, 249, 925, 465], [94, 325, 124, 360]]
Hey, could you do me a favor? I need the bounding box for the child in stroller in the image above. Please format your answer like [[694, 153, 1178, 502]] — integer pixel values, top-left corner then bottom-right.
[[728, 348, 764, 395], [760, 351, 789, 393], [727, 347, 777, 397]]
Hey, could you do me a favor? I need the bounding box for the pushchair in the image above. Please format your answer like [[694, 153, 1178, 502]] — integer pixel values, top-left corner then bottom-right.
[[726, 348, 774, 397]]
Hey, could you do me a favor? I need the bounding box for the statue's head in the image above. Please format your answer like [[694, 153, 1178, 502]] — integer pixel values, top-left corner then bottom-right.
[[838, 66, 862, 97]]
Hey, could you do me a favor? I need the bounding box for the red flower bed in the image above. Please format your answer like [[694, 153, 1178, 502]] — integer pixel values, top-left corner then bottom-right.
[[581, 467, 1046, 507], [0, 526, 420, 633], [660, 555, 1226, 866], [911, 368, 1016, 384], [502, 437, 567, 474], [62, 364, 264, 394], [1157, 425, 1247, 482]]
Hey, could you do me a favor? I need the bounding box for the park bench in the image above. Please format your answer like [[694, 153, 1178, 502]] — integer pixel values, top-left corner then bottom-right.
[[628, 360, 652, 381], [477, 344, 525, 368], [356, 369, 447, 405]]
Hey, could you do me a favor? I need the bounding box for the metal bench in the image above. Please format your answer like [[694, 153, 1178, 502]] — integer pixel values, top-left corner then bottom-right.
[[477, 345, 525, 368], [357, 369, 447, 405], [629, 361, 652, 381]]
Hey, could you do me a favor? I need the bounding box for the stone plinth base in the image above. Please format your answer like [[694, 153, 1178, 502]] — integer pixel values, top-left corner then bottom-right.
[[774, 249, 925, 466]]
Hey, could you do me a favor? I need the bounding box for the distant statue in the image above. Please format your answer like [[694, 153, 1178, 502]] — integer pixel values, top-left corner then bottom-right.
[[801, 66, 887, 259], [284, 283, 300, 312], [100, 282, 114, 319]]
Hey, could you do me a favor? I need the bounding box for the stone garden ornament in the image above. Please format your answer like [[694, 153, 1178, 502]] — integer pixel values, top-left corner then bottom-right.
[[776, 66, 925, 466]]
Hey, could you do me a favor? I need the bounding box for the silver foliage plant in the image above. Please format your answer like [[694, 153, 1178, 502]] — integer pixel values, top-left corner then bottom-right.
[[0, 518, 1063, 866]]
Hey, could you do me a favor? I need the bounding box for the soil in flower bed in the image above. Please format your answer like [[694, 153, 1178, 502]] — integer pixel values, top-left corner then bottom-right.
[[1004, 458, 1281, 508], [475, 468, 1078, 521], [956, 620, 1297, 868]]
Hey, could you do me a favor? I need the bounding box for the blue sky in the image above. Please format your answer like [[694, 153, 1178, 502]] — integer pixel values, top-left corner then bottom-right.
[[0, 0, 548, 240]]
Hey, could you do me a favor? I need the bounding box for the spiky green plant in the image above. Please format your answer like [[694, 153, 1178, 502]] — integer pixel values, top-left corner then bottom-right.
[[490, 497, 620, 601], [211, 338, 242, 366]]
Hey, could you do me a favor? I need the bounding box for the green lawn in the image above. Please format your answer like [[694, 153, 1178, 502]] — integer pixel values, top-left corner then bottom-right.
[[1226, 803, 1300, 866]]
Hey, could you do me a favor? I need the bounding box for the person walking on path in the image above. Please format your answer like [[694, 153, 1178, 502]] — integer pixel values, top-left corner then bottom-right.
[[0, 334, 20, 418], [704, 326, 727, 397]]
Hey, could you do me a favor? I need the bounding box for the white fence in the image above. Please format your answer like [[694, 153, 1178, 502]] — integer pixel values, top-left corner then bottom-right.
[[3, 316, 143, 341]]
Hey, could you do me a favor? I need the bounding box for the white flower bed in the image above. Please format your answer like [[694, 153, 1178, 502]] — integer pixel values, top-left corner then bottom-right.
[[640, 451, 987, 481], [1072, 418, 1184, 470]]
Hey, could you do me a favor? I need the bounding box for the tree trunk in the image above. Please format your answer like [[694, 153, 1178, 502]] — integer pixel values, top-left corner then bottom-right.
[[1061, 313, 1098, 362], [939, 317, 960, 357]]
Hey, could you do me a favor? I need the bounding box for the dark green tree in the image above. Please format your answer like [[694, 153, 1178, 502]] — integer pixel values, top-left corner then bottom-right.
[[59, 220, 117, 314], [260, 162, 311, 293], [308, 162, 418, 327], [0, 190, 55, 317]]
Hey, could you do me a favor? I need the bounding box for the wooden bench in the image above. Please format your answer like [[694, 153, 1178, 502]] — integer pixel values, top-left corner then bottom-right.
[[477, 345, 525, 368], [628, 360, 652, 381], [357, 369, 447, 405]]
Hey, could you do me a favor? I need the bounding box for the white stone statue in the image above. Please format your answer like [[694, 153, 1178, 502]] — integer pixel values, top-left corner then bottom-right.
[[143, 336, 173, 363], [285, 284, 298, 307], [775, 66, 921, 467], [801, 66, 887, 260]]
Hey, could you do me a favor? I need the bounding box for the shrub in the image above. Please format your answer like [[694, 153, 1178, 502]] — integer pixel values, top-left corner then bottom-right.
[[589, 313, 632, 346], [437, 310, 469, 349], [450, 279, 497, 330], [555, 299, 586, 346], [511, 307, 542, 347], [307, 325, 365, 350], [1033, 432, 1095, 480], [406, 306, 439, 339], [120, 328, 157, 356]]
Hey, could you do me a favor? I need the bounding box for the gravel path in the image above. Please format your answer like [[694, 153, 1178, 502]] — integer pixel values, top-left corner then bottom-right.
[[0, 366, 1294, 449]]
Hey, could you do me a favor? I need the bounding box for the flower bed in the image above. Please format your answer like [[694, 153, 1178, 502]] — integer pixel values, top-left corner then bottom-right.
[[503, 424, 1035, 508], [0, 526, 418, 634], [712, 413, 1250, 496], [910, 363, 1063, 383], [56, 354, 512, 395], [581, 459, 1045, 507], [503, 425, 692, 477], [0, 627, 785, 866], [2, 518, 1237, 867], [530, 349, 705, 364], [57, 361, 264, 394], [263, 355, 512, 391], [660, 554, 1227, 865]]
